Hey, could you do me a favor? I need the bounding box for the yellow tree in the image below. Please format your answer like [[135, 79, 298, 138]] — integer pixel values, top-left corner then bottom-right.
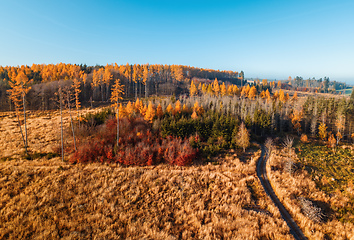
[[279, 89, 285, 102], [233, 85, 240, 96], [125, 101, 135, 118], [190, 80, 198, 96], [7, 71, 32, 154], [212, 78, 220, 96], [110, 79, 125, 147], [248, 85, 257, 99], [290, 109, 303, 135], [265, 89, 271, 102], [193, 101, 204, 115], [174, 100, 182, 115], [201, 83, 207, 95], [220, 82, 227, 96], [207, 84, 213, 96], [260, 90, 266, 99], [191, 111, 198, 119], [227, 85, 234, 96], [144, 101, 155, 123], [236, 122, 250, 152], [318, 123, 328, 141], [166, 103, 173, 114]]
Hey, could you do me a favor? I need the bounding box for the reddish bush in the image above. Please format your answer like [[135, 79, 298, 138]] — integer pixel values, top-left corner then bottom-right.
[[70, 117, 197, 166]]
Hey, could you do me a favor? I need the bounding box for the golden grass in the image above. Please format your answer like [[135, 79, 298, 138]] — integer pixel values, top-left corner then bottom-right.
[[267, 148, 354, 240], [0, 110, 294, 239], [0, 109, 99, 159], [0, 152, 295, 239]]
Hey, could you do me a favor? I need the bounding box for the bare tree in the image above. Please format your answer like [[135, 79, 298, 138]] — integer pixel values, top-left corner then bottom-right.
[[299, 197, 324, 223], [265, 138, 274, 156], [282, 136, 294, 151]]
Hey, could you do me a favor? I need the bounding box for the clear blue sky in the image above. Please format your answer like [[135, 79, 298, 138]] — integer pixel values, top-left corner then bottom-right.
[[1, 0, 354, 84]]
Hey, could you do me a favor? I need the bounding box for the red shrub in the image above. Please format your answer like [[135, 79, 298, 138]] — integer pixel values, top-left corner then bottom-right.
[[70, 117, 198, 166]]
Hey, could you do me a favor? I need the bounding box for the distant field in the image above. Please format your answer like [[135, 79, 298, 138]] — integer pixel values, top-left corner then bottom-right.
[[336, 88, 352, 96]]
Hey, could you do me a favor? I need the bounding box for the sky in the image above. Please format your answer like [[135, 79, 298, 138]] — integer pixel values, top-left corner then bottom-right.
[[1, 0, 354, 84]]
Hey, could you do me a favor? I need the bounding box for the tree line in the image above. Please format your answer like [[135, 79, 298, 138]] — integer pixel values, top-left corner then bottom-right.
[[0, 63, 243, 111]]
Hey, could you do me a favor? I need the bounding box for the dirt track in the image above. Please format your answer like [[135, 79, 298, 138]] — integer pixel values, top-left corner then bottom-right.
[[257, 145, 307, 240]]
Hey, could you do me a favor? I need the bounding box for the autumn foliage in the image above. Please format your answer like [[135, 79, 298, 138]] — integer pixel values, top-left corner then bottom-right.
[[70, 117, 197, 166]]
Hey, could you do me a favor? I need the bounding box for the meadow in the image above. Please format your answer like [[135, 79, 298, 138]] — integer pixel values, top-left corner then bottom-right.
[[0, 110, 292, 239]]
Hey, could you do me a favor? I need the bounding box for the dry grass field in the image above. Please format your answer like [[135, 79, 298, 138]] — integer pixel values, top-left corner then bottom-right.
[[0, 110, 293, 239], [267, 147, 354, 240]]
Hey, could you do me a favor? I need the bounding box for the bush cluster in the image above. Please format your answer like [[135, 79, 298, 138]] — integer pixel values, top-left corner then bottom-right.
[[70, 117, 197, 166]]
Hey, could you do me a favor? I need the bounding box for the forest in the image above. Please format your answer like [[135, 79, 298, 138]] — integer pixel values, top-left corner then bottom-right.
[[0, 63, 242, 111], [1, 63, 354, 239]]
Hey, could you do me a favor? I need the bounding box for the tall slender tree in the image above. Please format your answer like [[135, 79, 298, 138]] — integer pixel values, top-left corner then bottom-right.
[[110, 79, 125, 147], [7, 71, 32, 154]]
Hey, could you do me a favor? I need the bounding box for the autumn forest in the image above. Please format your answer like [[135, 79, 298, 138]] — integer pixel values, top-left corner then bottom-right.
[[1, 62, 354, 239]]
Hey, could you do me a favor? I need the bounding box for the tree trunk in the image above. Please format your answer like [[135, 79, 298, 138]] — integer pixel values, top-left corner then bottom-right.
[[59, 88, 64, 161], [145, 80, 149, 99], [16, 109, 26, 153], [67, 94, 77, 151], [117, 100, 119, 148], [23, 92, 28, 154]]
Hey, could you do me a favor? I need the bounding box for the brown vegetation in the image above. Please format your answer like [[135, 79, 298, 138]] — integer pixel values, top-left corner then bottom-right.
[[266, 145, 354, 239], [0, 110, 294, 239]]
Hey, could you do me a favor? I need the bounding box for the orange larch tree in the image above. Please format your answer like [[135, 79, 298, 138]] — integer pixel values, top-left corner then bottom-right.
[[144, 101, 155, 123], [190, 80, 198, 96], [110, 78, 125, 147], [7, 70, 32, 154]]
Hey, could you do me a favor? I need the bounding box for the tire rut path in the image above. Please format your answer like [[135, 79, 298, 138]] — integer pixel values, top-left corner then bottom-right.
[[257, 145, 307, 240]]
